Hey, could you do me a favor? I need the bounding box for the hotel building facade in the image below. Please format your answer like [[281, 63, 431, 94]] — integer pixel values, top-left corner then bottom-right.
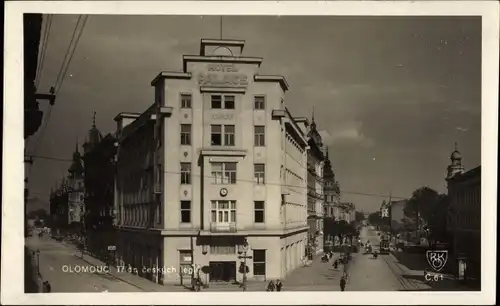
[[114, 39, 309, 285]]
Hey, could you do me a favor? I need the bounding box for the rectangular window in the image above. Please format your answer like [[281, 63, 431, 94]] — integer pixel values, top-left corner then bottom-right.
[[180, 201, 191, 223], [224, 95, 235, 109], [180, 94, 192, 108], [224, 125, 235, 146], [254, 126, 265, 146], [211, 162, 237, 184], [211, 95, 235, 109], [180, 163, 191, 184], [254, 201, 265, 223], [180, 124, 191, 145], [254, 164, 265, 184], [211, 95, 222, 109], [210, 200, 236, 223], [211, 125, 222, 145], [253, 250, 266, 276], [254, 96, 265, 110], [211, 125, 235, 146]]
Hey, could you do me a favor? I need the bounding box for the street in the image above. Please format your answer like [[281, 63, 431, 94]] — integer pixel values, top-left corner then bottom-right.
[[345, 226, 404, 291], [25, 228, 472, 292], [26, 236, 142, 292]]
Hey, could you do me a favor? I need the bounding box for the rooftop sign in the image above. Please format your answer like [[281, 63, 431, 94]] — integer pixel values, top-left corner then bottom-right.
[[198, 63, 248, 87]]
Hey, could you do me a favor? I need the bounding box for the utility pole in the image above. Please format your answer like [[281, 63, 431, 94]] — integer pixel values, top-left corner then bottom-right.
[[190, 235, 195, 291], [237, 238, 252, 291]]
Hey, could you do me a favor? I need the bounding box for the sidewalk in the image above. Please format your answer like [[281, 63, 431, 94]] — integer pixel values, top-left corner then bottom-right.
[[284, 253, 344, 290], [76, 253, 189, 292], [389, 250, 479, 291]]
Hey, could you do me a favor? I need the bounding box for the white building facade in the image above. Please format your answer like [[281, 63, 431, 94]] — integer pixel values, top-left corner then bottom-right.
[[114, 39, 309, 285]]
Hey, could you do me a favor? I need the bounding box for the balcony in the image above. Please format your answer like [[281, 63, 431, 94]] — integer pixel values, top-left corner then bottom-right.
[[210, 222, 237, 233]]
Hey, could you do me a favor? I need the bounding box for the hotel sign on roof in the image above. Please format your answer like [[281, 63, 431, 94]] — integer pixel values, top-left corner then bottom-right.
[[198, 63, 249, 87]]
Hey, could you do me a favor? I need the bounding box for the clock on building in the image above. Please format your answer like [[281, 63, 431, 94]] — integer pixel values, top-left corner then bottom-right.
[[220, 188, 228, 197]]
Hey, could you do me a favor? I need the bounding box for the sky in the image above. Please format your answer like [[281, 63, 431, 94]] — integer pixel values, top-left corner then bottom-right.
[[26, 15, 482, 213]]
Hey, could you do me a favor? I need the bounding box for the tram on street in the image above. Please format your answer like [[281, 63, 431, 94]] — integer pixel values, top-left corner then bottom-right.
[[379, 238, 391, 254]]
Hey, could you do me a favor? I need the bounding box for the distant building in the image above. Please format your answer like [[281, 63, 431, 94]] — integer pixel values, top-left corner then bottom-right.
[[322, 148, 340, 244], [114, 39, 309, 285], [49, 179, 70, 229], [295, 114, 325, 256], [339, 202, 355, 223], [445, 143, 480, 282], [388, 199, 409, 232], [82, 113, 117, 259], [67, 143, 85, 227]]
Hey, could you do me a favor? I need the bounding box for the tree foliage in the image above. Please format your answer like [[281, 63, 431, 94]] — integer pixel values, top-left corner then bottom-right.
[[27, 208, 48, 219], [355, 211, 365, 222], [404, 187, 440, 223], [367, 211, 382, 226], [324, 217, 357, 238], [404, 186, 450, 246]]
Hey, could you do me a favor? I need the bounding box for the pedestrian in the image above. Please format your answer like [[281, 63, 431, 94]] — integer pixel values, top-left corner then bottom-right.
[[266, 280, 275, 292], [275, 279, 283, 292], [333, 259, 338, 270], [42, 281, 51, 292], [340, 276, 346, 291]]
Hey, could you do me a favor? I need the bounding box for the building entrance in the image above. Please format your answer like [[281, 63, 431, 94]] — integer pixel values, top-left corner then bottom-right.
[[209, 261, 236, 282]]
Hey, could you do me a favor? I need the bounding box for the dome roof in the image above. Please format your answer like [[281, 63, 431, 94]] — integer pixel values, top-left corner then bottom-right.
[[451, 150, 461, 160]]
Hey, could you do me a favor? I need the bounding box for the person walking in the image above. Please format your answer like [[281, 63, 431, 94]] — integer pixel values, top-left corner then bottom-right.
[[42, 281, 51, 292], [266, 280, 275, 292], [340, 276, 346, 291], [275, 279, 283, 291]]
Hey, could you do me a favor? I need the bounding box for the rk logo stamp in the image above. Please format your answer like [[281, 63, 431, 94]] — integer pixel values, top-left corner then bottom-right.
[[426, 250, 448, 272]]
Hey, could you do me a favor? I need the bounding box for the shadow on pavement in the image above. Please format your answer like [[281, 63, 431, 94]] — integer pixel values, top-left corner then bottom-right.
[[401, 274, 479, 291], [392, 251, 429, 271]]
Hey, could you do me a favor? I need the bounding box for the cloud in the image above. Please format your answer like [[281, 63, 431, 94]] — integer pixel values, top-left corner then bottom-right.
[[319, 122, 375, 148]]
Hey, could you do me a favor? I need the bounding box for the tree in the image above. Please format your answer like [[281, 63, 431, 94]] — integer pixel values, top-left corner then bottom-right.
[[355, 211, 365, 222], [367, 211, 382, 226], [426, 194, 450, 246], [27, 208, 48, 220], [404, 187, 441, 225]]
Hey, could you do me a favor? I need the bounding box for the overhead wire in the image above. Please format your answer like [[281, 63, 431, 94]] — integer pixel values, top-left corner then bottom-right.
[[35, 14, 52, 88], [28, 15, 89, 179], [53, 15, 83, 93], [28, 153, 407, 200], [55, 15, 88, 96]]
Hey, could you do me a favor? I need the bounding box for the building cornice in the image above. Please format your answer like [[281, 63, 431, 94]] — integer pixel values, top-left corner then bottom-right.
[[272, 108, 309, 147], [150, 71, 192, 86], [199, 148, 247, 157], [183, 55, 263, 72], [254, 75, 290, 92], [200, 86, 247, 93]]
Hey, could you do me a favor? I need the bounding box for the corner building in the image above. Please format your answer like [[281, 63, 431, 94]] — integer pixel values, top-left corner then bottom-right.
[[114, 39, 309, 285]]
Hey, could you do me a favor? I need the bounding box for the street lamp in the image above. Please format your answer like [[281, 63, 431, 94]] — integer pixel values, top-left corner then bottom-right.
[[237, 238, 252, 291]]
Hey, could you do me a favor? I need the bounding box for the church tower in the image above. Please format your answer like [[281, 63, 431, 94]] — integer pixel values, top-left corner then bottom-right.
[[67, 142, 85, 224], [446, 142, 465, 180], [83, 111, 103, 154]]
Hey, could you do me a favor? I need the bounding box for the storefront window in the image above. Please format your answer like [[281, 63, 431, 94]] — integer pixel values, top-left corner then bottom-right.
[[179, 250, 193, 277], [253, 250, 266, 276]]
